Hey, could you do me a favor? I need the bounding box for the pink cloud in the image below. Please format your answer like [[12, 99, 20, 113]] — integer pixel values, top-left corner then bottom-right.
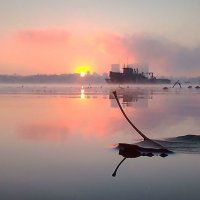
[[0, 29, 200, 76], [16, 29, 70, 45]]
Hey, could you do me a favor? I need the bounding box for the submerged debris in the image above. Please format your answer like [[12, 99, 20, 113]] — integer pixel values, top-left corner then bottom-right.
[[172, 80, 182, 88], [163, 87, 169, 90]]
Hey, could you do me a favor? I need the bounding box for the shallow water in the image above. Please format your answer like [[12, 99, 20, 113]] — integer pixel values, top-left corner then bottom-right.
[[0, 84, 200, 200]]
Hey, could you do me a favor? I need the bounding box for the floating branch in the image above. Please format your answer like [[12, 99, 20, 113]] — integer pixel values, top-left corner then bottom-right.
[[113, 91, 166, 149], [113, 91, 148, 140]]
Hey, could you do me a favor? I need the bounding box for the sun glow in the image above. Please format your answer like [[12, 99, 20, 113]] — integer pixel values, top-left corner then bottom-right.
[[75, 65, 90, 77]]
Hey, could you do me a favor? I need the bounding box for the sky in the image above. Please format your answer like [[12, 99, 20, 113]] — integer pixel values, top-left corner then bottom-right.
[[0, 0, 200, 76]]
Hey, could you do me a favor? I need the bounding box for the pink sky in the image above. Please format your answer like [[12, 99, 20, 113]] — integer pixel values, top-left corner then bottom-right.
[[0, 28, 131, 75], [1, 28, 200, 76], [0, 1, 200, 76]]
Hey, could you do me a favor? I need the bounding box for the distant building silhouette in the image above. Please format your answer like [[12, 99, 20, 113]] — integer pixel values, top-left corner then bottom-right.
[[111, 64, 120, 72]]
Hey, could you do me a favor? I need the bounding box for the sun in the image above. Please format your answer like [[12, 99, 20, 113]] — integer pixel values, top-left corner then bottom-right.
[[75, 65, 90, 77], [80, 72, 86, 77]]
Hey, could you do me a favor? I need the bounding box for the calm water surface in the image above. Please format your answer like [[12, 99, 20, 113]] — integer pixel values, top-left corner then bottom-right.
[[0, 84, 200, 200]]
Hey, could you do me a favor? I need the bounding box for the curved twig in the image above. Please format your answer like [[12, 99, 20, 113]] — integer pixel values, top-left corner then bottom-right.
[[113, 91, 166, 149], [113, 91, 149, 140]]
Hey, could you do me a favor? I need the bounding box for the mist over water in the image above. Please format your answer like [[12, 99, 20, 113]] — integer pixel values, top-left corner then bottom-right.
[[0, 84, 200, 200]]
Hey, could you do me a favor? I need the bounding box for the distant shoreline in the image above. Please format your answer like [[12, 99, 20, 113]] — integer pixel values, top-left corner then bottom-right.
[[0, 74, 199, 84]]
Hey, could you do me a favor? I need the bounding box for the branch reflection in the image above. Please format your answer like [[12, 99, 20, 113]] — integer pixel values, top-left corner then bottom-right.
[[109, 88, 152, 107], [112, 134, 200, 177]]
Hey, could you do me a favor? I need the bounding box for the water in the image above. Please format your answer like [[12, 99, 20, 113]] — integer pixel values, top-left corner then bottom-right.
[[0, 84, 200, 200]]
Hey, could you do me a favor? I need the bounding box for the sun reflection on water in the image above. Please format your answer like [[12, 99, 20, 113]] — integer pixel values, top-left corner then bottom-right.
[[80, 86, 85, 99]]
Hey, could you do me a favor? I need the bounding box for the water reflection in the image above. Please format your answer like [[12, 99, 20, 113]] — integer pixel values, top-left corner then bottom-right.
[[1, 85, 200, 199], [80, 85, 85, 99], [19, 122, 69, 143], [16, 97, 125, 143], [109, 88, 152, 107], [13, 86, 200, 143]]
